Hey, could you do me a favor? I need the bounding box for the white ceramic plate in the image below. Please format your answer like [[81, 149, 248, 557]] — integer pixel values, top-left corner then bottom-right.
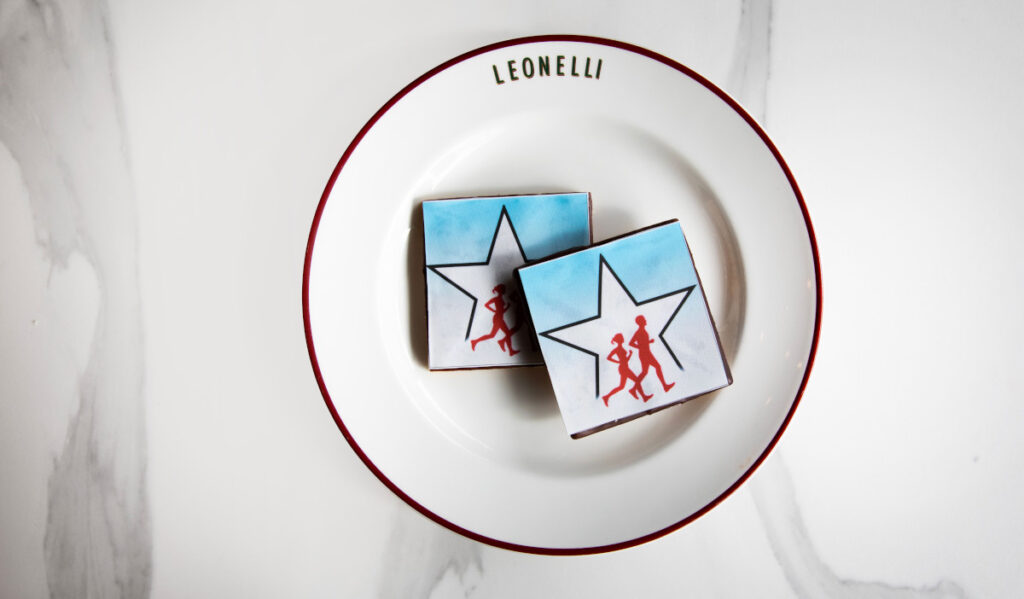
[[304, 36, 820, 554]]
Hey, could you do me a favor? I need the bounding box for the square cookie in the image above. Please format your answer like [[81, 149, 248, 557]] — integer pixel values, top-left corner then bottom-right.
[[424, 193, 592, 370], [516, 220, 732, 437]]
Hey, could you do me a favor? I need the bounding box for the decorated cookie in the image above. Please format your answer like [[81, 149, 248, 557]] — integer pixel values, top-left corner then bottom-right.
[[516, 220, 732, 438], [423, 193, 591, 370]]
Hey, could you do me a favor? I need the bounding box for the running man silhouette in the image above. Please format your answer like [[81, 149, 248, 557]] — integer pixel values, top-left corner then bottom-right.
[[601, 333, 652, 406], [471, 284, 521, 356], [629, 315, 675, 393]]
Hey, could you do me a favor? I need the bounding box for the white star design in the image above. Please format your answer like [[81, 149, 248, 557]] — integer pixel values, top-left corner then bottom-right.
[[542, 256, 693, 403], [429, 208, 529, 350]]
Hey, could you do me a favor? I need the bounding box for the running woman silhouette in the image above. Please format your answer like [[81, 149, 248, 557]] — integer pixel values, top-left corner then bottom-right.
[[629, 315, 675, 393], [601, 333, 652, 406], [471, 284, 521, 356]]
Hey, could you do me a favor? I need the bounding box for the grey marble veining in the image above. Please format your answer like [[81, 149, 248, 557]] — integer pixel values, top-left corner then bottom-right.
[[726, 0, 773, 119], [752, 458, 967, 599], [0, 0, 151, 597], [377, 506, 483, 599], [725, 1, 966, 596]]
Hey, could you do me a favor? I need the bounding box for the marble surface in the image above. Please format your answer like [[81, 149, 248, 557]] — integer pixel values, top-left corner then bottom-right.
[[1, 0, 1022, 597]]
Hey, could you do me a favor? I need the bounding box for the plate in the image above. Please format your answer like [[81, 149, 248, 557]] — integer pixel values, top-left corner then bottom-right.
[[303, 35, 820, 554]]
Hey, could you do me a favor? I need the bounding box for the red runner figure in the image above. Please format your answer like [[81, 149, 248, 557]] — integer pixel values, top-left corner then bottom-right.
[[601, 333, 652, 406], [629, 315, 675, 393], [471, 284, 521, 356]]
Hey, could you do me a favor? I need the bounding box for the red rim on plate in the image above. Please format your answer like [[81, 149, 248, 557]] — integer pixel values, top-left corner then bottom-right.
[[302, 35, 822, 555]]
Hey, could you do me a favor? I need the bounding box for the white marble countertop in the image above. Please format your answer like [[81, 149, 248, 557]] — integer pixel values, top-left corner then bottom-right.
[[2, 1, 1022, 597]]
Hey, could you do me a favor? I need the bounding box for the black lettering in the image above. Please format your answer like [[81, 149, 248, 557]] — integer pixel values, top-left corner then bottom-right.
[[538, 56, 550, 76], [584, 57, 593, 78], [507, 60, 519, 81], [595, 58, 603, 79], [492, 64, 505, 85], [522, 57, 535, 78], [557, 55, 565, 76], [571, 56, 579, 76]]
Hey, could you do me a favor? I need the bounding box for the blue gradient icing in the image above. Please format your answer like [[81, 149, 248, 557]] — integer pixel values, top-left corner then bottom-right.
[[422, 193, 590, 264], [518, 222, 698, 333]]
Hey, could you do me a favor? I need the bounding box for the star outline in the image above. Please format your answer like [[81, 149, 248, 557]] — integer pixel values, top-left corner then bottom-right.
[[426, 205, 529, 341], [539, 254, 695, 399]]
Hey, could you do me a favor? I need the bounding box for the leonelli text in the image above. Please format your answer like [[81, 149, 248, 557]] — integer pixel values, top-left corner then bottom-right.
[[492, 55, 603, 84]]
